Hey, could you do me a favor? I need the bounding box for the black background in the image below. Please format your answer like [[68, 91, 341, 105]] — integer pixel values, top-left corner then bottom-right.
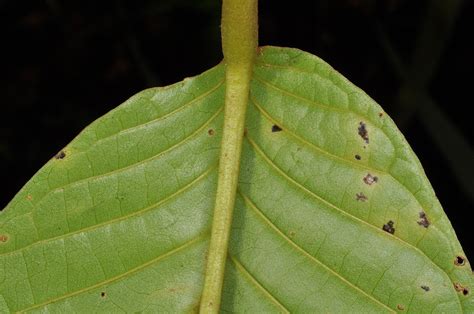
[[0, 1, 472, 258]]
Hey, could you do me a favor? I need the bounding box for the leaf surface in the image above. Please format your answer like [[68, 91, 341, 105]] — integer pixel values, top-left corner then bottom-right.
[[1, 46, 472, 313]]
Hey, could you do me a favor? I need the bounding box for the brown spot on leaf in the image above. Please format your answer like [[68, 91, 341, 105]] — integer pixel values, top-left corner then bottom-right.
[[208, 129, 215, 136], [455, 256, 465, 266], [363, 173, 378, 185], [454, 283, 469, 296], [379, 112, 384, 117], [0, 235, 9, 243], [272, 124, 282, 132], [397, 304, 405, 311], [54, 150, 66, 159], [100, 291, 106, 298], [454, 282, 464, 292], [244, 127, 248, 136], [356, 192, 368, 202], [358, 121, 369, 144], [421, 285, 430, 292], [417, 211, 430, 228], [382, 220, 395, 234], [27, 195, 33, 201], [355, 154, 361, 160]]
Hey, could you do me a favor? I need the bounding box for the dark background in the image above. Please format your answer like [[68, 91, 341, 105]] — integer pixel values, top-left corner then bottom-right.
[[0, 0, 472, 257]]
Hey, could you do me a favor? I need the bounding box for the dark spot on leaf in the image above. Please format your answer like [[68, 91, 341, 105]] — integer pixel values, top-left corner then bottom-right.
[[358, 121, 369, 144], [289, 231, 296, 237], [272, 124, 282, 132], [455, 256, 465, 266], [356, 192, 368, 202], [100, 292, 106, 298], [417, 211, 430, 228], [382, 220, 395, 234], [421, 285, 430, 292], [208, 129, 215, 136], [0, 235, 9, 243], [355, 154, 361, 160], [363, 173, 378, 185], [379, 112, 384, 117], [397, 304, 405, 311], [54, 150, 66, 159]]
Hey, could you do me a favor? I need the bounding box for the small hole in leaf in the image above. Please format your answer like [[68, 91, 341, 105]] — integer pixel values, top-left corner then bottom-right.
[[421, 285, 430, 292], [355, 154, 361, 160], [100, 292, 106, 298], [455, 256, 465, 266], [272, 125, 282, 132], [463, 288, 469, 296]]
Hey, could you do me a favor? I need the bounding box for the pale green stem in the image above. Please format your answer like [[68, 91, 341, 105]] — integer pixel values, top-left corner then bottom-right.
[[199, 0, 258, 313]]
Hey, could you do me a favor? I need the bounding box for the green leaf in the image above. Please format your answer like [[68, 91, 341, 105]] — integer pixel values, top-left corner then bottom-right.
[[1, 46, 472, 313]]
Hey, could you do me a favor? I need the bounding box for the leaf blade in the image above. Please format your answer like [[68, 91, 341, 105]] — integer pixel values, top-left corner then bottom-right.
[[1, 47, 472, 313]]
